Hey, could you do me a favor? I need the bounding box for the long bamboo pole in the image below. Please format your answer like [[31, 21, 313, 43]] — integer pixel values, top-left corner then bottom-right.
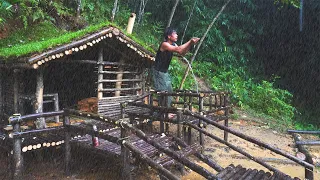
[[183, 109, 314, 170], [179, 0, 232, 90]]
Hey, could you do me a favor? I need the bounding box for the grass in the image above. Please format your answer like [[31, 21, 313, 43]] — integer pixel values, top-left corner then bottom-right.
[[0, 20, 156, 61]]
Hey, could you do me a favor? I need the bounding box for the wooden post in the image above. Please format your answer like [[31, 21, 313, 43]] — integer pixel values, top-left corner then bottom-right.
[[159, 94, 165, 133], [188, 94, 192, 145], [63, 112, 71, 176], [177, 111, 182, 138], [54, 93, 60, 122], [121, 127, 131, 180], [115, 58, 124, 97], [97, 47, 104, 99], [224, 94, 229, 141], [13, 69, 19, 113], [35, 67, 45, 129], [12, 121, 23, 180], [199, 95, 204, 146], [293, 133, 313, 180], [183, 91, 187, 140]]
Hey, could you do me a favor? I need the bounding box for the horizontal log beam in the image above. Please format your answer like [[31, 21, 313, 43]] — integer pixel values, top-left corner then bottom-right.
[[98, 78, 142, 83], [98, 71, 141, 74], [0, 63, 34, 69], [98, 87, 142, 92], [12, 127, 65, 138], [288, 129, 320, 134], [9, 111, 64, 124], [295, 140, 320, 146]]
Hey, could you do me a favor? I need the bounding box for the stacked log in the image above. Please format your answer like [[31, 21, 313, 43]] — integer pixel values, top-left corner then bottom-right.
[[77, 97, 98, 113]]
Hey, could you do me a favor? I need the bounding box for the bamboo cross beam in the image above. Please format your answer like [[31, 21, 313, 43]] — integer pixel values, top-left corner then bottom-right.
[[9, 111, 64, 124], [183, 109, 314, 170], [122, 124, 217, 180], [288, 129, 320, 134], [295, 140, 320, 146], [122, 142, 179, 180], [12, 127, 65, 138]]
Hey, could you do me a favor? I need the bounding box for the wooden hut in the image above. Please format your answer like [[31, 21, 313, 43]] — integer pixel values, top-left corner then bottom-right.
[[0, 26, 155, 128]]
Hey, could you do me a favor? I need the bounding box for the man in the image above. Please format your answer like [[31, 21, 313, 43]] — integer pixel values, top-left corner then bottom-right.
[[153, 27, 200, 110]]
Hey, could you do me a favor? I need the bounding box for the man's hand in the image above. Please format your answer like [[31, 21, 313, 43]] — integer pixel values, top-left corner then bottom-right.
[[191, 37, 200, 44]]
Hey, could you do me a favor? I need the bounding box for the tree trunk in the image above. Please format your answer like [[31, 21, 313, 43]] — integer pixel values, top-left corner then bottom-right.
[[166, 0, 180, 28], [111, 0, 119, 22], [179, 0, 232, 90]]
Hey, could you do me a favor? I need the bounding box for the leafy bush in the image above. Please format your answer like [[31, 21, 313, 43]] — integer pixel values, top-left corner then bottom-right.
[[192, 61, 295, 126]]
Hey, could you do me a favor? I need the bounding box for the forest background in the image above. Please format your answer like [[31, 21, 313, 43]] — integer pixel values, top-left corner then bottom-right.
[[0, 0, 319, 132]]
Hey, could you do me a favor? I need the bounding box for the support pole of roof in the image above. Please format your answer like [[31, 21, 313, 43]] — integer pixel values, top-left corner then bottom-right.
[[13, 69, 19, 113], [97, 47, 104, 99], [115, 58, 124, 97], [34, 67, 46, 129]]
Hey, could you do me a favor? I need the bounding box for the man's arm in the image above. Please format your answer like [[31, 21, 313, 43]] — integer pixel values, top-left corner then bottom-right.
[[160, 38, 200, 55]]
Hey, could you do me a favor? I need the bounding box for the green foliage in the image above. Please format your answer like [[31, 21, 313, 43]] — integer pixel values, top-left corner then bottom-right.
[[192, 61, 295, 128], [169, 57, 196, 90], [0, 0, 13, 27]]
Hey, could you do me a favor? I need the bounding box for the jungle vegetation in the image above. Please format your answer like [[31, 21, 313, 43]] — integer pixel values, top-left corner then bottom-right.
[[0, 0, 318, 131]]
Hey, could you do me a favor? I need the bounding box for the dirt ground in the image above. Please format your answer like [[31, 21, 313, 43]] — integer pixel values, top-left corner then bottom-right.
[[1, 108, 319, 180]]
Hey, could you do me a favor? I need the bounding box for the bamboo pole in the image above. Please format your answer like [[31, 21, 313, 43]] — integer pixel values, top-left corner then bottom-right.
[[121, 126, 131, 180], [12, 122, 23, 180], [13, 69, 19, 113], [63, 113, 71, 176], [97, 47, 104, 99], [179, 0, 232, 90], [35, 67, 46, 129], [183, 109, 314, 170], [53, 93, 59, 122], [185, 122, 286, 176], [288, 130, 320, 134], [293, 133, 314, 180]]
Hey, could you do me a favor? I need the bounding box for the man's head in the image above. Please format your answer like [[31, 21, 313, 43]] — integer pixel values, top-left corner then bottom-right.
[[164, 27, 178, 42]]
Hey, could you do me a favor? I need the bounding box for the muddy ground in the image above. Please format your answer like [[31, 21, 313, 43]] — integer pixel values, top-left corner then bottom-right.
[[0, 109, 319, 180]]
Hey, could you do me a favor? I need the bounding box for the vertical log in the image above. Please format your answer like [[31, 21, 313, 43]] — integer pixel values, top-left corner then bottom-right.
[[35, 67, 45, 129], [148, 94, 153, 132], [115, 58, 124, 97], [293, 133, 313, 180], [177, 111, 182, 138], [63, 112, 71, 176], [188, 94, 192, 145], [209, 95, 213, 111], [126, 13, 136, 34], [183, 92, 187, 140], [12, 122, 23, 180], [13, 69, 19, 113], [54, 93, 60, 122], [121, 127, 131, 180], [224, 94, 229, 141], [199, 95, 204, 146], [159, 94, 165, 133], [97, 47, 104, 99]]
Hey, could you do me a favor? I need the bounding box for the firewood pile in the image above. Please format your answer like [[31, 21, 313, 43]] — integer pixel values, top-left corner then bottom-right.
[[77, 97, 98, 113]]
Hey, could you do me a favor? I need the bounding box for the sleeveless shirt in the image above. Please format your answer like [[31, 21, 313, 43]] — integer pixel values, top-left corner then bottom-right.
[[154, 42, 175, 73]]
